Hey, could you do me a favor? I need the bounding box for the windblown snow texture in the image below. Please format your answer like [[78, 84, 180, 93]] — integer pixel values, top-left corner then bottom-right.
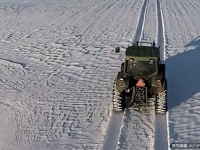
[[0, 0, 200, 149]]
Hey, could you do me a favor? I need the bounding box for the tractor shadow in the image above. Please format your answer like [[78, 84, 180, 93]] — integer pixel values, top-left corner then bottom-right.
[[166, 36, 200, 109], [166, 36, 200, 140]]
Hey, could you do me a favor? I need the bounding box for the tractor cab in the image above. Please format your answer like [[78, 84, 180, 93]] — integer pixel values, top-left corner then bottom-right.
[[125, 57, 157, 78], [116, 41, 160, 79]]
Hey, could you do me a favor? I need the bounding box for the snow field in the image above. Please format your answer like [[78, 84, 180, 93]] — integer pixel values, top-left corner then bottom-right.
[[0, 0, 200, 149], [161, 0, 200, 147], [0, 0, 148, 149]]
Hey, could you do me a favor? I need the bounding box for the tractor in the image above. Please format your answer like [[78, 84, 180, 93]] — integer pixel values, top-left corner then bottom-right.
[[112, 41, 167, 114]]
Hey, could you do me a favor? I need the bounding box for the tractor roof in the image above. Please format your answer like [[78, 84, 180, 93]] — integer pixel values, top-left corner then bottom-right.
[[126, 46, 159, 58]]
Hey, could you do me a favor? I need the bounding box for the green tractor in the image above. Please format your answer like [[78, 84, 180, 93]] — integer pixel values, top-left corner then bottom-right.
[[112, 41, 167, 114]]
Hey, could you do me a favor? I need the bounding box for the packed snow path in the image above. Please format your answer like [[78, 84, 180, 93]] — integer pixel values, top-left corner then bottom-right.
[[0, 0, 200, 149]]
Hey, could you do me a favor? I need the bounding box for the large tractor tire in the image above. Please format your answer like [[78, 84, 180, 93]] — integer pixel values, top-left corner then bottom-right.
[[155, 78, 167, 114], [112, 79, 126, 111]]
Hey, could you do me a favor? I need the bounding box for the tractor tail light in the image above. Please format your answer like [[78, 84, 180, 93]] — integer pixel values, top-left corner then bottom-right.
[[156, 80, 162, 87], [119, 78, 124, 83]]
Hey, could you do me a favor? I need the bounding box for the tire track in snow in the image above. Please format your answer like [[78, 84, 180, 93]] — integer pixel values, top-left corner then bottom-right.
[[101, 111, 125, 150], [156, 0, 166, 62], [133, 0, 148, 42], [140, 0, 156, 43], [154, 0, 168, 150], [117, 108, 155, 150], [101, 0, 153, 149]]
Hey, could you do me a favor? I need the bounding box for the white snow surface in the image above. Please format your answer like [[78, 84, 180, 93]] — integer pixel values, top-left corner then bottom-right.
[[0, 0, 200, 149]]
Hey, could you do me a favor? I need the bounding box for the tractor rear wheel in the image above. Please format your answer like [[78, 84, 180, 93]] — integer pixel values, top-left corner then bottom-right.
[[112, 79, 126, 111], [155, 78, 167, 114]]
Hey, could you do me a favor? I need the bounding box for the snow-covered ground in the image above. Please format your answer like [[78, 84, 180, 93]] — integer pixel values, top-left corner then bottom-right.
[[0, 0, 200, 149], [162, 0, 200, 146]]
